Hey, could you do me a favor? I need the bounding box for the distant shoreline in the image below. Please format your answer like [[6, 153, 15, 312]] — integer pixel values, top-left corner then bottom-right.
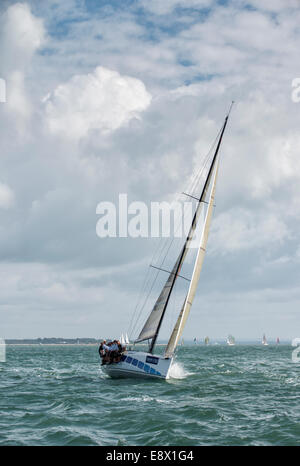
[[4, 341, 291, 346]]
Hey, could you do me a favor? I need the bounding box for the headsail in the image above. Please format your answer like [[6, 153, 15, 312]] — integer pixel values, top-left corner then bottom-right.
[[135, 253, 184, 344], [164, 158, 219, 358]]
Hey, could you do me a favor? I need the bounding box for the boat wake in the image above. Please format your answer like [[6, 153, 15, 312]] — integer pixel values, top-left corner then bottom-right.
[[168, 361, 191, 379]]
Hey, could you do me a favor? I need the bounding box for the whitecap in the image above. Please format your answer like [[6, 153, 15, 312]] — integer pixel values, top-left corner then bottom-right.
[[167, 361, 192, 379]]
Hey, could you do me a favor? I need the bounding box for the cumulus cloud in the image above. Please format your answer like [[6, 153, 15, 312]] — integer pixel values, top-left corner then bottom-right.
[[43, 66, 152, 140]]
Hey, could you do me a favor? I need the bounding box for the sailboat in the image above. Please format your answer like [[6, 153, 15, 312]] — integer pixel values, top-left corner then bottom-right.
[[262, 334, 268, 346], [204, 336, 210, 345], [101, 105, 233, 379], [226, 334, 235, 346]]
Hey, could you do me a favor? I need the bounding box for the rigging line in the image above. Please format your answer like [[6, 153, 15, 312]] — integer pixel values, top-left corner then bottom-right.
[[127, 261, 153, 338], [185, 125, 222, 195], [149, 264, 191, 282], [131, 158, 217, 338], [149, 123, 222, 266], [150, 142, 215, 270], [149, 127, 221, 268], [130, 266, 161, 338], [129, 125, 223, 339]]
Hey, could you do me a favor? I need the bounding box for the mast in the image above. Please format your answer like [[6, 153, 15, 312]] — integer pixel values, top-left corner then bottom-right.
[[135, 104, 233, 354], [164, 157, 220, 358]]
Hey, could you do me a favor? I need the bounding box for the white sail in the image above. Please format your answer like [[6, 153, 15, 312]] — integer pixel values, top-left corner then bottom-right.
[[164, 160, 219, 358], [227, 334, 235, 345], [125, 333, 130, 345]]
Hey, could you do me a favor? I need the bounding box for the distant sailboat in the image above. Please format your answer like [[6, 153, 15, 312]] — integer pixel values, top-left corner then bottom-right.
[[204, 336, 210, 345], [276, 337, 280, 345], [101, 105, 233, 379], [227, 335, 235, 346], [262, 334, 268, 346], [193, 337, 198, 345]]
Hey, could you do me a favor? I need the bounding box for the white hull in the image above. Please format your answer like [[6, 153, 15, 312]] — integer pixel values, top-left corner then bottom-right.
[[101, 351, 172, 380]]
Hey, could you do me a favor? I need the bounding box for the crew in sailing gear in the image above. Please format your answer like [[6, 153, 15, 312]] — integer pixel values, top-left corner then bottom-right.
[[99, 340, 111, 365]]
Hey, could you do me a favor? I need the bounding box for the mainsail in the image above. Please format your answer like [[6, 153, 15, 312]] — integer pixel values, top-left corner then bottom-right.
[[135, 106, 232, 354]]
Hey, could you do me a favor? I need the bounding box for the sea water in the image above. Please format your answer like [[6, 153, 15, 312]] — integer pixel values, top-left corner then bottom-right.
[[0, 344, 299, 446]]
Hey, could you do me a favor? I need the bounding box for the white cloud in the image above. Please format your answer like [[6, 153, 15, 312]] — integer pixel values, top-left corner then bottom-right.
[[0, 3, 45, 123], [6, 71, 32, 119], [0, 2, 45, 71], [0, 183, 14, 209], [43, 66, 152, 140], [210, 208, 289, 254]]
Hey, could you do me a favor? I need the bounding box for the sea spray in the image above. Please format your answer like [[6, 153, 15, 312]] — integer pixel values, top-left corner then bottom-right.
[[168, 359, 191, 379]]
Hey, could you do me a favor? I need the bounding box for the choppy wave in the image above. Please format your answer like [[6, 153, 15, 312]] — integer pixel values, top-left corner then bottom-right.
[[0, 344, 299, 445]]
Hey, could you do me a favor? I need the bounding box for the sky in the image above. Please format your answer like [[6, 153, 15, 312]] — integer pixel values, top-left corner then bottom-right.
[[0, 0, 300, 341]]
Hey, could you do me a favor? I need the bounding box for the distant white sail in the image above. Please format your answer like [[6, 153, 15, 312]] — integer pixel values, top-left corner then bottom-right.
[[120, 334, 125, 345], [227, 335, 235, 346], [262, 334, 268, 346]]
